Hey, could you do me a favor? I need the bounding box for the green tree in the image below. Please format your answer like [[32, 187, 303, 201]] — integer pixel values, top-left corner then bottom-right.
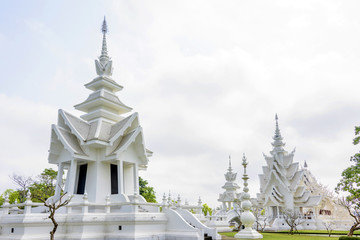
[[336, 126, 360, 236], [281, 208, 303, 235], [9, 174, 32, 203], [30, 168, 58, 202], [139, 177, 157, 203], [0, 189, 20, 205], [30, 168, 68, 240], [7, 168, 68, 240], [202, 203, 212, 216]]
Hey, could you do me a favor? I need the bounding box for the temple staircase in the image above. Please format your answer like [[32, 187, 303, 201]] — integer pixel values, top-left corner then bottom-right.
[[175, 208, 221, 240]]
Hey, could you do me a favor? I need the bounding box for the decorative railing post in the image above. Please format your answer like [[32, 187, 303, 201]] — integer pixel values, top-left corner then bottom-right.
[[167, 192, 172, 208], [82, 192, 89, 213], [24, 192, 32, 214], [162, 193, 167, 207], [132, 193, 139, 212], [197, 197, 202, 214], [176, 195, 182, 208], [2, 194, 10, 215], [66, 194, 72, 214], [105, 194, 111, 213]]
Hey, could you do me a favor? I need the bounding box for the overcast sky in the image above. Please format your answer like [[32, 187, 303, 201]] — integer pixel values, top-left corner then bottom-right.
[[1, 0, 360, 208]]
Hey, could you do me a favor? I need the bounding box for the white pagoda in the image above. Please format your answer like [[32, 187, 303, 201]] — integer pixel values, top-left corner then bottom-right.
[[206, 158, 242, 232], [256, 115, 322, 230], [218, 157, 241, 211], [49, 18, 147, 205], [0, 19, 220, 240]]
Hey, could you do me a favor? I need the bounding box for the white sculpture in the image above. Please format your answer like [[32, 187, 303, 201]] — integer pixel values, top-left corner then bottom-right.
[[234, 154, 263, 239]]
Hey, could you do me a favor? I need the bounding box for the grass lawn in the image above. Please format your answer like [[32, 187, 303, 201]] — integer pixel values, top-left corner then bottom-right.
[[220, 232, 342, 239], [279, 230, 360, 235]]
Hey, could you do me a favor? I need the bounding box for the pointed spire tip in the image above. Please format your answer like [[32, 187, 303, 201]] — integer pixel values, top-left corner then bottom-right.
[[101, 16, 108, 35]]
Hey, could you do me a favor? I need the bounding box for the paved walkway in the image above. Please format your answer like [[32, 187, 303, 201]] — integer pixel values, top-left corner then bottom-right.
[[221, 236, 236, 240]]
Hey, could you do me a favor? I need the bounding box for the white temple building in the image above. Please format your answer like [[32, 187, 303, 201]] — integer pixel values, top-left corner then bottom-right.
[[256, 115, 353, 231], [0, 19, 220, 240], [301, 162, 353, 230]]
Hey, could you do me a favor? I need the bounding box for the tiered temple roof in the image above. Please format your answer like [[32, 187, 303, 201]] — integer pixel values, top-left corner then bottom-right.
[[74, 18, 132, 123], [257, 115, 321, 210]]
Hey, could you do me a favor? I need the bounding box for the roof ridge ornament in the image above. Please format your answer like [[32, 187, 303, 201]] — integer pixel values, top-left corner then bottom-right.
[[95, 16, 113, 77]]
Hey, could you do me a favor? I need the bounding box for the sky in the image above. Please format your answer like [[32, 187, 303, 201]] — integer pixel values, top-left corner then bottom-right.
[[0, 0, 360, 208]]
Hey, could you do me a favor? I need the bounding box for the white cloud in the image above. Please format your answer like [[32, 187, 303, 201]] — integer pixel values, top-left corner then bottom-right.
[[0, 94, 57, 193]]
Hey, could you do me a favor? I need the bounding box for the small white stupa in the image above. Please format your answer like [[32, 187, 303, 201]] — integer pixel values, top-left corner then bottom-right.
[[234, 154, 263, 239], [218, 156, 241, 211], [206, 157, 242, 232]]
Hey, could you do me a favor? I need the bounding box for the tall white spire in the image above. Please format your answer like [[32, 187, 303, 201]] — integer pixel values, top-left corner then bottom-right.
[[74, 17, 132, 123], [228, 155, 232, 172], [100, 16, 110, 65], [271, 114, 285, 154], [234, 154, 263, 239]]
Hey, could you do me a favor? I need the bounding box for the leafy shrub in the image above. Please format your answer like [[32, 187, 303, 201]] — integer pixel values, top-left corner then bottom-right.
[[339, 237, 360, 240]]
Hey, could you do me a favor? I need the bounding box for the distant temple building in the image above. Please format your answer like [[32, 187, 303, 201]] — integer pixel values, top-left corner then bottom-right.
[[256, 115, 352, 231], [0, 19, 220, 240]]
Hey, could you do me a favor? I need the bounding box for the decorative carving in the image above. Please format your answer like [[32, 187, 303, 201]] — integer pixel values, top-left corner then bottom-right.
[[95, 59, 113, 76]]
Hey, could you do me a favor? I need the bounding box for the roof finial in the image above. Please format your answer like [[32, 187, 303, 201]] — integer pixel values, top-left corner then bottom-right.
[[101, 16, 108, 35], [274, 113, 282, 138], [228, 155, 232, 170], [271, 113, 285, 154], [94, 16, 113, 77], [100, 16, 109, 62]]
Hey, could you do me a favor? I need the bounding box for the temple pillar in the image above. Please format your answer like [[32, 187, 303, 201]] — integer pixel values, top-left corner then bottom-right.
[[65, 159, 78, 194], [55, 162, 64, 196], [117, 159, 124, 194], [134, 163, 139, 194]]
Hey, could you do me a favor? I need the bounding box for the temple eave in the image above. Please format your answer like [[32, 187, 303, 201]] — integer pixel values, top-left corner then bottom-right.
[[85, 76, 123, 92], [80, 110, 124, 123], [74, 98, 132, 114]]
